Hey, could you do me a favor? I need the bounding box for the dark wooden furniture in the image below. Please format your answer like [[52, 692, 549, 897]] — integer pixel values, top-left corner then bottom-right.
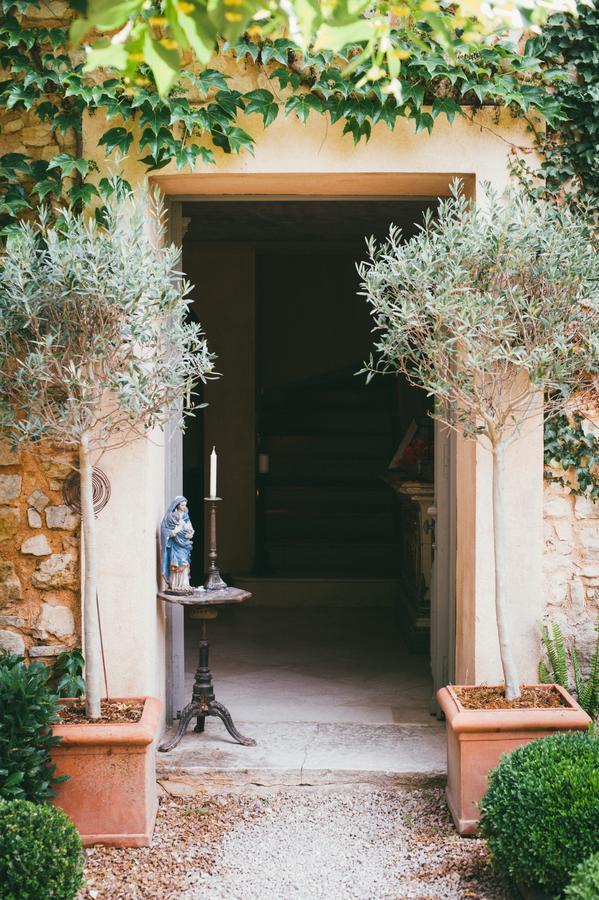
[[158, 587, 255, 751]]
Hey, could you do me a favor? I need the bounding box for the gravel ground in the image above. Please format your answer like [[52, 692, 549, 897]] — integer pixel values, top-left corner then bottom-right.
[[181, 787, 512, 900], [80, 787, 513, 900]]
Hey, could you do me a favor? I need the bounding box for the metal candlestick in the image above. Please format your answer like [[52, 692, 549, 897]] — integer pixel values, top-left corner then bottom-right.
[[204, 497, 227, 591]]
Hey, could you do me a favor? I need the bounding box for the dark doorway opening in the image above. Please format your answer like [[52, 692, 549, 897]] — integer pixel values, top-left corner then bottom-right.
[[180, 197, 439, 727]]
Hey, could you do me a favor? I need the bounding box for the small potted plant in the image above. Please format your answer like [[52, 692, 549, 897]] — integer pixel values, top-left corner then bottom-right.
[[0, 188, 214, 845], [360, 186, 597, 834]]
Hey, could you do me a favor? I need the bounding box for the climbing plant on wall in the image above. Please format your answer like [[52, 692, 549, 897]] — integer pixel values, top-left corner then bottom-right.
[[0, 0, 568, 234], [513, 2, 598, 205]]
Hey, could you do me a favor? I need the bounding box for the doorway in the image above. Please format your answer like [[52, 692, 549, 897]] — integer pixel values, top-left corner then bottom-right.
[[165, 188, 456, 730]]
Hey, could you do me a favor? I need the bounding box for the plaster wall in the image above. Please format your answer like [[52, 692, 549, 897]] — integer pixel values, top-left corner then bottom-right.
[[82, 99, 545, 693], [543, 408, 599, 672], [93, 435, 166, 705]]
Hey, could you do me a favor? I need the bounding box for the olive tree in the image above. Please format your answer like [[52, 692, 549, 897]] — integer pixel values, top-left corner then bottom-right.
[[359, 188, 599, 699], [0, 192, 214, 717]]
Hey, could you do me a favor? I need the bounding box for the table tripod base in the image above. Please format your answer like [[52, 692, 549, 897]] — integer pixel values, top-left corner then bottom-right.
[[158, 605, 256, 753], [159, 699, 256, 752]]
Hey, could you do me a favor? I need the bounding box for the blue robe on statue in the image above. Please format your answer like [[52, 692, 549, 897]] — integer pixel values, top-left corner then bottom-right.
[[160, 496, 194, 587]]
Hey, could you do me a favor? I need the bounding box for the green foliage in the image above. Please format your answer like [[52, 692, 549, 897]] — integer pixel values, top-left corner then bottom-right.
[[71, 0, 565, 98], [531, 2, 599, 205], [0, 189, 214, 450], [538, 621, 569, 688], [572, 627, 599, 721], [544, 412, 599, 498], [0, 798, 84, 900], [359, 187, 599, 447], [53, 649, 85, 699], [565, 852, 599, 900], [0, 654, 65, 803], [479, 732, 599, 895], [0, 0, 566, 234], [538, 619, 599, 719]]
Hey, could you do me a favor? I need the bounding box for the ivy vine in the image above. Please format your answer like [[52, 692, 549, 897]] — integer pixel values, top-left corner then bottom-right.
[[545, 413, 599, 499], [0, 0, 563, 232], [514, 2, 599, 206], [2, 0, 597, 496]]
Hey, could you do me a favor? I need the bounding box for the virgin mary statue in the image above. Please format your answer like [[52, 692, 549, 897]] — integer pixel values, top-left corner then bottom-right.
[[160, 496, 195, 593]]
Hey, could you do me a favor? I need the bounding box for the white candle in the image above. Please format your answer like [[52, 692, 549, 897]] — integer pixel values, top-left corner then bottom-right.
[[209, 446, 217, 498]]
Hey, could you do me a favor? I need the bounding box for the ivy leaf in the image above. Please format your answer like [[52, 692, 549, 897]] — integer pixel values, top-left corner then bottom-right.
[[413, 110, 434, 134], [431, 97, 460, 123], [98, 126, 134, 155], [192, 68, 228, 95], [68, 182, 100, 204], [143, 31, 180, 97], [83, 39, 129, 73], [0, 153, 32, 175], [47, 153, 90, 178], [260, 39, 296, 66], [178, 6, 218, 67], [270, 66, 301, 91], [70, 0, 145, 47], [31, 178, 62, 200], [285, 93, 323, 123], [244, 89, 279, 126]]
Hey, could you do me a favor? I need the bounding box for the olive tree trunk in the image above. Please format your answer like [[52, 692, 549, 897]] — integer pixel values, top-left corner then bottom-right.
[[492, 442, 521, 699], [79, 434, 102, 718]]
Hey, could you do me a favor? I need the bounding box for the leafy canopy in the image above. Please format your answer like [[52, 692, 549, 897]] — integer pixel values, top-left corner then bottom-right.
[[0, 189, 215, 451], [71, 0, 579, 97], [0, 0, 574, 235], [359, 186, 599, 448]]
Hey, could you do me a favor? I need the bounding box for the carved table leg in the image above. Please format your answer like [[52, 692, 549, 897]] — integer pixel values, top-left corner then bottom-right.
[[159, 701, 202, 752], [159, 605, 256, 751], [207, 700, 256, 746]]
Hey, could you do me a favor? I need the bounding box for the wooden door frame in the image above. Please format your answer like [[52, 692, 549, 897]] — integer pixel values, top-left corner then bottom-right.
[[160, 172, 464, 722]]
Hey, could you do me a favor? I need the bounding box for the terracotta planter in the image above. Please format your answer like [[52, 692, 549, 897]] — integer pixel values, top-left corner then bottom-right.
[[437, 684, 591, 837], [51, 696, 162, 847]]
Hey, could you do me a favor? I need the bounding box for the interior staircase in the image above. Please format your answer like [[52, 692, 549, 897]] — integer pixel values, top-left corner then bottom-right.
[[234, 369, 403, 606]]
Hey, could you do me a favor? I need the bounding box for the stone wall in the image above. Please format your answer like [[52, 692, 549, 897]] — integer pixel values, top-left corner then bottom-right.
[[0, 439, 80, 660], [543, 478, 599, 672]]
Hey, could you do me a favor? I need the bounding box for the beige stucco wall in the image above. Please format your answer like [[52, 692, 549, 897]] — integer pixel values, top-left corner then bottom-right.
[[80, 95, 547, 695], [543, 409, 599, 673]]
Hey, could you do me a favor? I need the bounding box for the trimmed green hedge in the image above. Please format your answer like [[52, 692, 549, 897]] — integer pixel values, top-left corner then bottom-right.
[[0, 652, 65, 802], [479, 732, 599, 895], [565, 853, 599, 900], [0, 798, 84, 899]]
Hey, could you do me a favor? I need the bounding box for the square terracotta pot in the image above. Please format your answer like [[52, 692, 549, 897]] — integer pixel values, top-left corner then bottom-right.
[[51, 696, 162, 847], [436, 684, 591, 837]]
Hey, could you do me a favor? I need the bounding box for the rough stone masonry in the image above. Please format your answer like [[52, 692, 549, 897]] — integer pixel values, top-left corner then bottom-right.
[[0, 438, 80, 661]]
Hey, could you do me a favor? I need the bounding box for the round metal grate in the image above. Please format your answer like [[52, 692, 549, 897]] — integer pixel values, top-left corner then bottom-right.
[[63, 467, 111, 517]]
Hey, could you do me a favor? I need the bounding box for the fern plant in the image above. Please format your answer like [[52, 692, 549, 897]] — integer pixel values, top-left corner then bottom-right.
[[539, 620, 599, 719], [539, 622, 570, 690]]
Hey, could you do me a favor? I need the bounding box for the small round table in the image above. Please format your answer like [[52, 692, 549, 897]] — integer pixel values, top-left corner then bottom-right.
[[158, 587, 256, 752]]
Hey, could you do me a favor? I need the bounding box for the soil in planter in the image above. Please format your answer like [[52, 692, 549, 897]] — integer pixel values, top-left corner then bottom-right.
[[454, 686, 568, 710], [58, 700, 144, 724]]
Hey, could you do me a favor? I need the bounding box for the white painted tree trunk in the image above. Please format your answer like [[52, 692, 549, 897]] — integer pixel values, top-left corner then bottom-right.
[[492, 443, 521, 699], [80, 435, 102, 718]]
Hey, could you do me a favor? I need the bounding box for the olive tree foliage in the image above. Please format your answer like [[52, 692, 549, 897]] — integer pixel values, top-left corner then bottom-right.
[[0, 191, 214, 717], [359, 187, 599, 698]]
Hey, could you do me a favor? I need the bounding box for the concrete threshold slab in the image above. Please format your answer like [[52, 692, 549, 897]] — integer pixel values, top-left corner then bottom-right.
[[156, 721, 446, 795]]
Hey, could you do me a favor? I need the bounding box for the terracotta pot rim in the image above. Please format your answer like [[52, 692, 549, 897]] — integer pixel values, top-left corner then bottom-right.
[[52, 696, 162, 747], [437, 684, 591, 733]]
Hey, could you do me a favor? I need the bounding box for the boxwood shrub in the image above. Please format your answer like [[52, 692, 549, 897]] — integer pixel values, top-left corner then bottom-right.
[[0, 798, 84, 899], [566, 853, 599, 900], [479, 732, 599, 895], [0, 653, 65, 801]]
